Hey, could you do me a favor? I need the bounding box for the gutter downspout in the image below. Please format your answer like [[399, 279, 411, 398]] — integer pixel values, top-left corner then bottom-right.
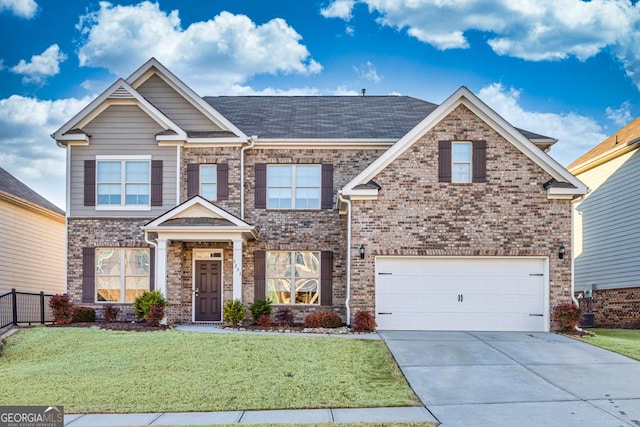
[[240, 135, 257, 220], [338, 192, 352, 326], [571, 195, 583, 333]]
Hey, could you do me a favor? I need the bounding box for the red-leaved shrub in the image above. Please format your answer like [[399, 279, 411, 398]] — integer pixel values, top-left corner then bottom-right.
[[304, 312, 343, 328], [353, 310, 376, 332], [552, 302, 583, 331], [49, 294, 74, 325], [147, 305, 165, 327], [71, 306, 96, 323], [274, 307, 294, 326], [102, 304, 119, 322], [256, 314, 272, 327]]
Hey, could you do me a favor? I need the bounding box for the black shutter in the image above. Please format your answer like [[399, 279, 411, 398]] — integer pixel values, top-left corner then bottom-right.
[[151, 160, 163, 206], [187, 163, 199, 198], [149, 247, 155, 291], [438, 141, 452, 183], [254, 250, 266, 301], [472, 140, 487, 183], [84, 160, 96, 206], [320, 251, 333, 306], [82, 247, 95, 303], [217, 163, 229, 200], [321, 164, 334, 209], [255, 163, 267, 209]]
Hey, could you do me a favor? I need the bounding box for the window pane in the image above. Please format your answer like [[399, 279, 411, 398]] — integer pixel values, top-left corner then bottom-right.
[[267, 165, 292, 186], [452, 143, 471, 162], [295, 279, 319, 304], [96, 276, 120, 302], [201, 183, 217, 200], [200, 165, 217, 183], [97, 161, 121, 182], [124, 249, 150, 275], [267, 252, 292, 277], [267, 279, 291, 304], [97, 184, 122, 205], [125, 161, 149, 183], [294, 252, 320, 278], [296, 165, 321, 187], [267, 188, 292, 209], [452, 164, 471, 183], [96, 249, 121, 275], [125, 184, 149, 205], [295, 188, 320, 209], [125, 277, 149, 302]]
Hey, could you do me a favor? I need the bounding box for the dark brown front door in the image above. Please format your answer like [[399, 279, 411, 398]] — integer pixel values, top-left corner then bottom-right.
[[195, 260, 221, 321]]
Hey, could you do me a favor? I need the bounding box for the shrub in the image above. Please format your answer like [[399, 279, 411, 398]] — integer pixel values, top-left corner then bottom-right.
[[71, 306, 96, 323], [49, 294, 73, 325], [274, 307, 294, 326], [353, 310, 377, 332], [102, 304, 119, 322], [147, 305, 165, 327], [304, 312, 343, 329], [256, 314, 272, 327], [223, 299, 245, 326], [552, 302, 583, 331], [249, 298, 273, 323], [133, 290, 168, 322]]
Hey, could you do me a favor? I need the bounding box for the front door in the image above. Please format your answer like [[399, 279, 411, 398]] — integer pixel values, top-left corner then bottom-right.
[[195, 260, 222, 321]]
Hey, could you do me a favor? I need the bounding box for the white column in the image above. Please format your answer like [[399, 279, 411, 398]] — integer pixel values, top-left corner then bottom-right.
[[156, 237, 168, 298], [232, 239, 243, 301]]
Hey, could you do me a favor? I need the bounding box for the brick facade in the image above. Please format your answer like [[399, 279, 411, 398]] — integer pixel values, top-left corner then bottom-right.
[[577, 287, 640, 328]]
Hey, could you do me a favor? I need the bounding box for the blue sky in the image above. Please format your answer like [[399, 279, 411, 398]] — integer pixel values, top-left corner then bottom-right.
[[1, 0, 639, 210]]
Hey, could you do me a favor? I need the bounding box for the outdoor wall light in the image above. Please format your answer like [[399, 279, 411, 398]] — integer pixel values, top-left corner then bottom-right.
[[558, 244, 566, 260], [359, 244, 365, 259]]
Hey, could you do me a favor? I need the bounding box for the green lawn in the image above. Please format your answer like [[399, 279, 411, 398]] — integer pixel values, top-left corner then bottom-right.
[[0, 327, 420, 414], [581, 328, 640, 361]]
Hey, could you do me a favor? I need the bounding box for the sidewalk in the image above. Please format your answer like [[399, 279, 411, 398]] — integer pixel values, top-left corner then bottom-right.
[[64, 407, 437, 426]]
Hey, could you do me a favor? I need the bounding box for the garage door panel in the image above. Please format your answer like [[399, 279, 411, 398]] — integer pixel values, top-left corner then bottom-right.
[[375, 257, 547, 332]]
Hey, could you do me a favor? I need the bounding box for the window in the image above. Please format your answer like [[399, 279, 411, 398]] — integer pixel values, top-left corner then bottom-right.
[[95, 248, 150, 302], [267, 165, 321, 209], [266, 251, 320, 304], [200, 165, 217, 200], [452, 142, 472, 183], [97, 160, 150, 206]]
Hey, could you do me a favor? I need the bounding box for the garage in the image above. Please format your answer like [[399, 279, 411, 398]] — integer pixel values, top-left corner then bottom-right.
[[375, 257, 548, 331]]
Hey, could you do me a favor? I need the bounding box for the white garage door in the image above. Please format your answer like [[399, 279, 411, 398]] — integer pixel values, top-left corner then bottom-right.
[[375, 257, 548, 331]]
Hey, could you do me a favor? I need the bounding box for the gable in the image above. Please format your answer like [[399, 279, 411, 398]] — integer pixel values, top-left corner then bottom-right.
[[83, 104, 164, 145]]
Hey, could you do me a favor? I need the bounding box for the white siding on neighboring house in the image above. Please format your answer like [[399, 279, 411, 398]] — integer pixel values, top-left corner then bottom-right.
[[137, 74, 221, 131], [573, 149, 640, 291], [69, 104, 177, 217], [0, 199, 65, 294]]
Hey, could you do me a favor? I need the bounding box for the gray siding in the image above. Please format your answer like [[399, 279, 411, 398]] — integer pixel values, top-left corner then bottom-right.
[[574, 149, 640, 290], [69, 104, 177, 217], [137, 74, 220, 131]]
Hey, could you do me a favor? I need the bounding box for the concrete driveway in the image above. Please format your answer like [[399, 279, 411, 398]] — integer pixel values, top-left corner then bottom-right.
[[380, 331, 640, 427]]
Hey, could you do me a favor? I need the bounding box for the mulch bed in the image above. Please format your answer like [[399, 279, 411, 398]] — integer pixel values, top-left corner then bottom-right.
[[48, 322, 169, 332]]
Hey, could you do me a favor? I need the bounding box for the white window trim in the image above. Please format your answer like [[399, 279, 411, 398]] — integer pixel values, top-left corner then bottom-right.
[[95, 248, 150, 303], [200, 164, 218, 201], [95, 157, 152, 210], [452, 141, 472, 184], [267, 164, 321, 210], [266, 250, 321, 306]]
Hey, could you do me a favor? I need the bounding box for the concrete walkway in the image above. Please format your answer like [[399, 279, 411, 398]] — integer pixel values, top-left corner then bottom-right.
[[380, 330, 640, 427]]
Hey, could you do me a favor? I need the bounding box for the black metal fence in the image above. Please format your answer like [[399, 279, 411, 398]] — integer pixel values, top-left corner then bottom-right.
[[0, 289, 54, 329]]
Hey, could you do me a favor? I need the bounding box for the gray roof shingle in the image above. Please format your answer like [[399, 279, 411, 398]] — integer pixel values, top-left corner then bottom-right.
[[0, 166, 64, 215]]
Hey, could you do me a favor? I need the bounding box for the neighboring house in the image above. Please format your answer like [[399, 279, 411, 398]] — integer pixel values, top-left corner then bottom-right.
[[0, 167, 66, 295], [52, 58, 586, 331], [569, 118, 640, 328]]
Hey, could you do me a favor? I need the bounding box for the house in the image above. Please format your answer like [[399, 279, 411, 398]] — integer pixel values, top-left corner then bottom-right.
[[0, 166, 66, 295], [52, 58, 586, 331], [569, 118, 640, 328]]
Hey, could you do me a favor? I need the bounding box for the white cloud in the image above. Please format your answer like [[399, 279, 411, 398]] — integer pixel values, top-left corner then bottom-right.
[[0, 0, 37, 18], [11, 44, 67, 84], [478, 83, 607, 166], [0, 95, 92, 209], [320, 0, 356, 20], [322, 0, 640, 89], [354, 61, 381, 83], [76, 1, 321, 93], [606, 101, 633, 127]]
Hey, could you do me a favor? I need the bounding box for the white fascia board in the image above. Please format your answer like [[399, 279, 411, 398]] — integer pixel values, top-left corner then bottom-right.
[[185, 137, 247, 144], [254, 139, 396, 149], [143, 229, 257, 242], [55, 134, 90, 145], [126, 58, 248, 141], [341, 188, 379, 199]]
